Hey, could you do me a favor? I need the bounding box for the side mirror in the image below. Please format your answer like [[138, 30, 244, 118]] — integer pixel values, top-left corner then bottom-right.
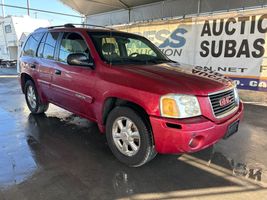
[[67, 53, 94, 68]]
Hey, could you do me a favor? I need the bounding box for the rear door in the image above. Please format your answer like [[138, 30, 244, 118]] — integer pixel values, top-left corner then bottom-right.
[[20, 32, 44, 82], [51, 32, 97, 119], [35, 31, 60, 99]]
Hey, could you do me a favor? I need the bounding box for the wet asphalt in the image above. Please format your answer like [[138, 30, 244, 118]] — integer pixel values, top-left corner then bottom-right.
[[0, 77, 267, 200]]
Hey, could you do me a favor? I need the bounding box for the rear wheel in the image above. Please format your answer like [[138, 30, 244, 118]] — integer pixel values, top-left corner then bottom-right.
[[25, 80, 49, 114], [106, 106, 156, 167]]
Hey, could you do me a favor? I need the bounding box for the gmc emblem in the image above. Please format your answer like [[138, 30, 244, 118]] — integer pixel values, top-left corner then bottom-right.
[[219, 96, 232, 107]]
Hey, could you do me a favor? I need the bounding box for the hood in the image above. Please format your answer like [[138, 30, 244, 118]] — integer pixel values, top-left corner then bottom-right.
[[107, 62, 234, 96]]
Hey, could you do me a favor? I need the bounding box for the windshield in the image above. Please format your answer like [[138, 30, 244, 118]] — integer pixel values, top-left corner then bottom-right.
[[89, 32, 171, 65]]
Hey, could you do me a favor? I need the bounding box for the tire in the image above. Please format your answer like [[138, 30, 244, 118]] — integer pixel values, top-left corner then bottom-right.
[[106, 106, 157, 167], [25, 80, 49, 114]]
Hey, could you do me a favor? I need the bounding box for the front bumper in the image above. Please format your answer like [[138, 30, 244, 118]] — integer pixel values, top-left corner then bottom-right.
[[150, 102, 244, 154]]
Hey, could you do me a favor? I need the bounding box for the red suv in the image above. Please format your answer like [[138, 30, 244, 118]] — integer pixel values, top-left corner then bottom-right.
[[19, 24, 244, 167]]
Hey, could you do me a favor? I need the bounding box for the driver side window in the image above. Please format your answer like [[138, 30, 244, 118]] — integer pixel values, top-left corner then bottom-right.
[[101, 37, 120, 60], [59, 32, 89, 63]]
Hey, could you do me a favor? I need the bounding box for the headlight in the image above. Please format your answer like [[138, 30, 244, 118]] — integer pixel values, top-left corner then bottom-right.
[[160, 94, 201, 118], [234, 87, 240, 105]]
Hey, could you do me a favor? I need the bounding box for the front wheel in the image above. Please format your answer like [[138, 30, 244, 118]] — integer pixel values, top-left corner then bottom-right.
[[106, 106, 156, 167], [25, 80, 49, 114]]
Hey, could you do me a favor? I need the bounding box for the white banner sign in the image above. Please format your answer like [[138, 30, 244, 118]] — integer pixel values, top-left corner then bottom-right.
[[117, 9, 267, 91]]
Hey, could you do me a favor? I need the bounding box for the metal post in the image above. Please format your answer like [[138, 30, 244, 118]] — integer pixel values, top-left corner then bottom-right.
[[81, 15, 86, 25], [128, 9, 130, 24], [27, 0, 30, 16], [197, 0, 201, 16], [1, 0, 5, 17]]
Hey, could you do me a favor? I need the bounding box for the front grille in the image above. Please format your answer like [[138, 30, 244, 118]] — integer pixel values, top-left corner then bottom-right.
[[209, 88, 237, 118]]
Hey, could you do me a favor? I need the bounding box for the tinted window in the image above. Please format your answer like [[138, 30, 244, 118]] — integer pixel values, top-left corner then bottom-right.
[[101, 37, 120, 57], [43, 32, 59, 60], [22, 32, 44, 57], [59, 33, 89, 63]]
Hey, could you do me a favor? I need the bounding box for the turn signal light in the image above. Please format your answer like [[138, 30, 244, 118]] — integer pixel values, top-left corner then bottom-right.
[[161, 98, 179, 117]]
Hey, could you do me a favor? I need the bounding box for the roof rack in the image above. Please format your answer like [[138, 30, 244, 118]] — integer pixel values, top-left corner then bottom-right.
[[33, 24, 75, 32], [48, 23, 115, 30], [68, 23, 116, 30], [34, 23, 116, 32], [48, 23, 76, 29]]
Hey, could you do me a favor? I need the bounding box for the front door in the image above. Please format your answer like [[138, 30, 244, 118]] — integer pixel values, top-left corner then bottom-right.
[[51, 32, 96, 119]]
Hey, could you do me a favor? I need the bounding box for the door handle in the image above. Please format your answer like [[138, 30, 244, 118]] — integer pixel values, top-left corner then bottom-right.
[[30, 64, 36, 69], [55, 69, 61, 75]]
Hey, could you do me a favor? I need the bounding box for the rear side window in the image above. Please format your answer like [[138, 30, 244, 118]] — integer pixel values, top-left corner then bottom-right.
[[43, 32, 59, 60], [22, 32, 44, 57], [58, 32, 89, 63]]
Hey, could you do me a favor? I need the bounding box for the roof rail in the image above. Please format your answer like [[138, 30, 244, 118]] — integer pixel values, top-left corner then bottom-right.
[[70, 23, 116, 30], [47, 23, 76, 29], [34, 23, 115, 32]]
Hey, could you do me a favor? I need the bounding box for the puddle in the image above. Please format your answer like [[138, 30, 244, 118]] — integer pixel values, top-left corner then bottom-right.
[[0, 109, 37, 188]]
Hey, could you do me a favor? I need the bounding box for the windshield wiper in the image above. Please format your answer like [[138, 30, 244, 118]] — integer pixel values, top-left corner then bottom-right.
[[107, 57, 176, 65]]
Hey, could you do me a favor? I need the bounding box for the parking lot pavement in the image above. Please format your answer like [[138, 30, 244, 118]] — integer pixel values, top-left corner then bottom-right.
[[0, 77, 267, 200]]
